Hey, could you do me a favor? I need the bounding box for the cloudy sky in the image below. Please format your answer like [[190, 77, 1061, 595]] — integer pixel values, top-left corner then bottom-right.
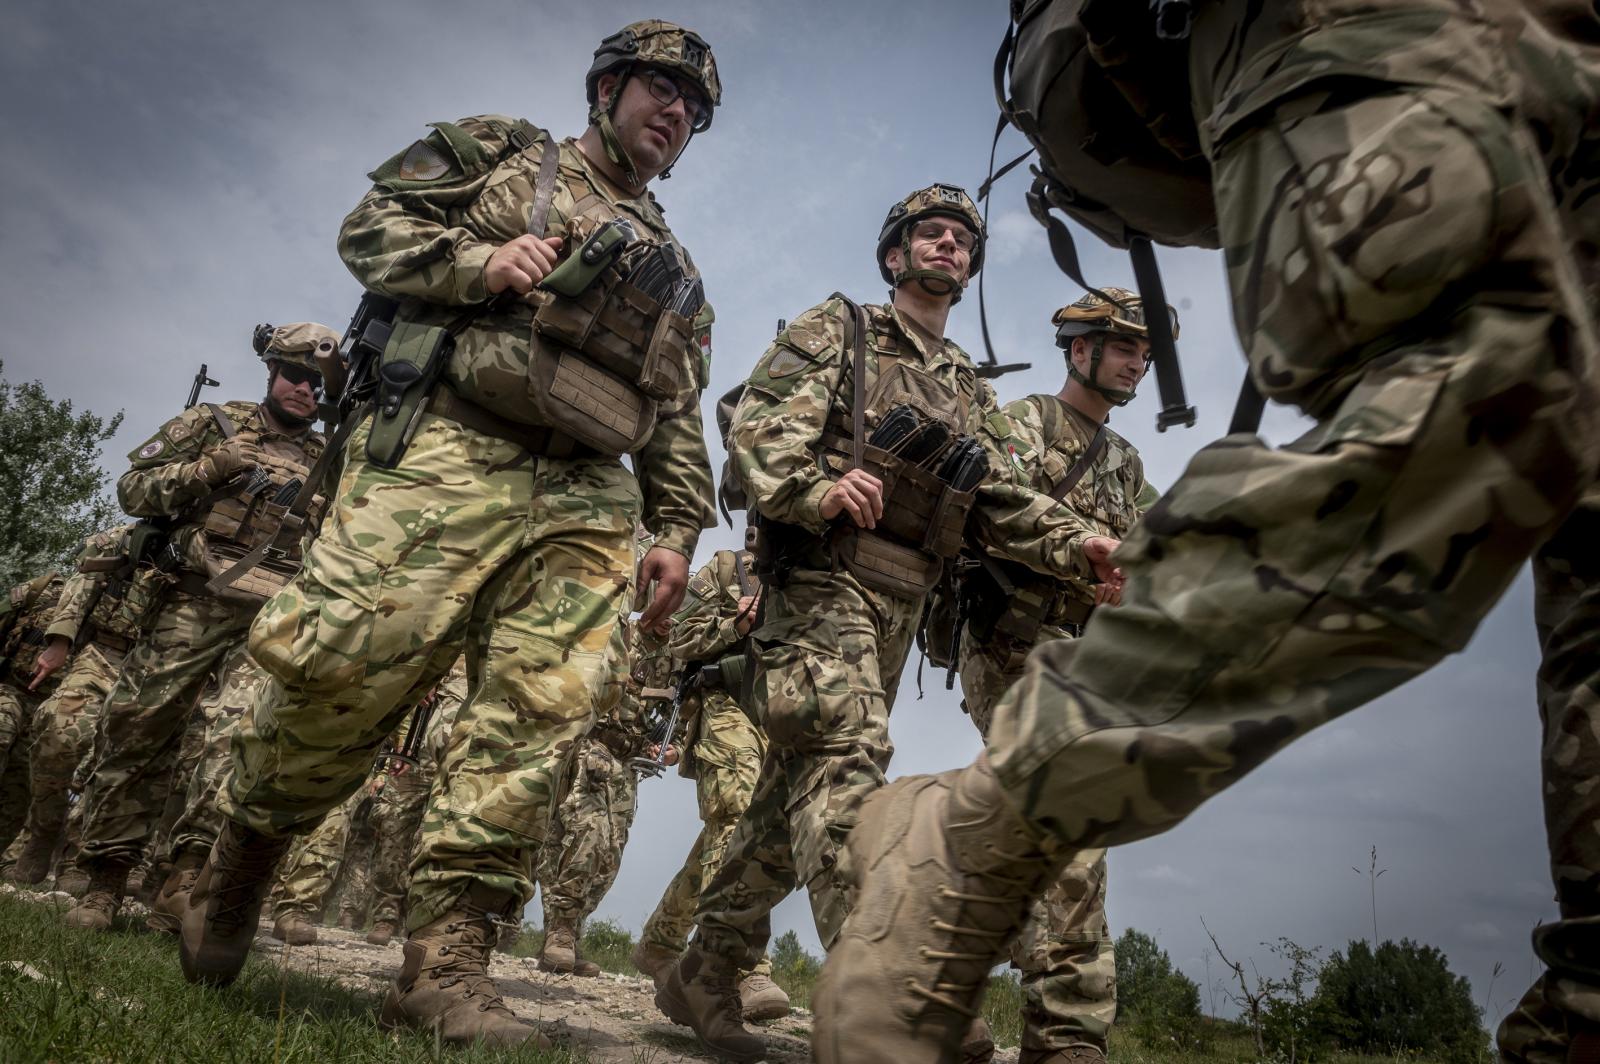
[[1, 0, 1557, 1029]]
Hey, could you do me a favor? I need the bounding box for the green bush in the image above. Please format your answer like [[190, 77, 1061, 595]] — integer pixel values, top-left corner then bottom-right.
[[1313, 939, 1489, 1060], [1117, 928, 1209, 1051], [769, 929, 821, 1009]]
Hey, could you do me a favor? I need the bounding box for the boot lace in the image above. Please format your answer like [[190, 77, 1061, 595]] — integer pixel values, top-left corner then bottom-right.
[[908, 839, 1041, 1016]]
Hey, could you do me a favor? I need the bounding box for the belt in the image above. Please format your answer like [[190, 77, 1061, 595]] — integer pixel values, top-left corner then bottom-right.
[[429, 388, 596, 461], [89, 630, 133, 656], [1044, 595, 1095, 630]]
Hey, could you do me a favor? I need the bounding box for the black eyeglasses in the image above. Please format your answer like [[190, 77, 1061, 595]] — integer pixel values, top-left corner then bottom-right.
[[642, 68, 711, 133], [276, 363, 323, 391]]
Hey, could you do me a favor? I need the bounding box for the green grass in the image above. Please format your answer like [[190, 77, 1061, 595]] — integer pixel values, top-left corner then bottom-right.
[[0, 891, 582, 1063], [502, 918, 642, 978]]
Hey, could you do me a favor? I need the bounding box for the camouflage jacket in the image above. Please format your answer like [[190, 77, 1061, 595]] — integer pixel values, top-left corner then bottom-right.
[[118, 400, 325, 578], [730, 297, 1102, 580], [671, 548, 760, 667], [981, 394, 1158, 609], [0, 572, 66, 690], [47, 524, 166, 650], [337, 117, 714, 561]]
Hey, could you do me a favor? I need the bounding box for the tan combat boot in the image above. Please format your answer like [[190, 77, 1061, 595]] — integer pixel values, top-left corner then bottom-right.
[[62, 867, 127, 931], [272, 911, 319, 946], [632, 941, 680, 988], [655, 944, 767, 1062], [179, 821, 293, 986], [573, 956, 602, 978], [539, 918, 578, 973], [336, 909, 360, 931], [8, 834, 56, 885], [365, 918, 399, 946], [379, 883, 549, 1048], [54, 866, 90, 897], [963, 1017, 996, 1062], [739, 972, 791, 1022], [146, 849, 206, 933], [811, 755, 1055, 1064]]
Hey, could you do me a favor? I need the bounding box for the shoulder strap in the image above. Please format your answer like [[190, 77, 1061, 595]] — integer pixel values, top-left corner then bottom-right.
[[203, 403, 237, 440], [827, 293, 869, 472], [1050, 422, 1108, 502], [732, 550, 755, 598], [525, 129, 561, 238]]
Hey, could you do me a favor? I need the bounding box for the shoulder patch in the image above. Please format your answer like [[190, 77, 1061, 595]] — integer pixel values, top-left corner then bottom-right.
[[166, 422, 193, 444], [767, 349, 811, 379], [399, 140, 450, 182], [137, 440, 165, 459]]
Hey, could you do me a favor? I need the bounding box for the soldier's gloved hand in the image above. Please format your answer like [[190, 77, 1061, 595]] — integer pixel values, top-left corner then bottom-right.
[[195, 435, 265, 486]]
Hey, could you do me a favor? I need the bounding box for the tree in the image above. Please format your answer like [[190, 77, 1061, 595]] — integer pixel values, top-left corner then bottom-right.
[[1116, 928, 1206, 1049], [1313, 938, 1489, 1060], [0, 362, 123, 588]]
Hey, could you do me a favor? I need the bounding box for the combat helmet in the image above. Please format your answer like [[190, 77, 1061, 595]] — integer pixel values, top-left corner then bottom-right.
[[252, 322, 338, 402], [586, 20, 721, 186], [1052, 288, 1178, 406], [876, 184, 986, 304]]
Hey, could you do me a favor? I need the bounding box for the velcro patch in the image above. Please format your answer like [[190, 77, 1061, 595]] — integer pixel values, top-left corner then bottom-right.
[[399, 140, 450, 181], [766, 349, 811, 379], [137, 440, 165, 459]]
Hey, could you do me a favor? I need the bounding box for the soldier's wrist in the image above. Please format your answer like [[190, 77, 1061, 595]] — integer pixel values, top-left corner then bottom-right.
[[456, 243, 497, 304]]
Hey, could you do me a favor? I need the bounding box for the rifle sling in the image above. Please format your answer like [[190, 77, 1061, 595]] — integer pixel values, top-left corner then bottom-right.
[[1050, 423, 1108, 502]]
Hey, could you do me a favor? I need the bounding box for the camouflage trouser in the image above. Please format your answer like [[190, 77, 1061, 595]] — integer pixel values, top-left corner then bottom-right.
[[273, 784, 366, 919], [140, 704, 210, 884], [538, 734, 639, 924], [74, 589, 255, 873], [961, 632, 1114, 1054], [17, 645, 120, 864], [364, 766, 431, 926], [641, 690, 771, 975], [977, 5, 1600, 1062], [221, 415, 638, 932], [163, 646, 265, 861], [695, 566, 921, 965], [330, 789, 379, 924], [0, 685, 43, 858]]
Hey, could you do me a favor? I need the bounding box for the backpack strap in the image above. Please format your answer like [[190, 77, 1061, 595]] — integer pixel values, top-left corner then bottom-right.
[[202, 403, 237, 440], [827, 292, 870, 472]]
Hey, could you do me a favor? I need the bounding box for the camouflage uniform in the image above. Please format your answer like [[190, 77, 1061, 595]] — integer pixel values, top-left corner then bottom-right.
[[959, 395, 1153, 1056], [10, 525, 162, 879], [0, 574, 67, 854], [363, 665, 466, 930], [163, 646, 269, 863], [72, 399, 325, 881], [273, 783, 370, 922], [694, 296, 1106, 967], [538, 619, 655, 929], [219, 117, 713, 934], [640, 548, 771, 976], [813, 3, 1600, 1061]]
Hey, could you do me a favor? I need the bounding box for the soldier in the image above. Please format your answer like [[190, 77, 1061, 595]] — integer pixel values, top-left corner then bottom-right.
[[182, 21, 720, 1051], [632, 535, 789, 1020], [0, 571, 68, 855], [656, 184, 1124, 1061], [360, 663, 467, 946], [4, 524, 165, 886], [535, 616, 659, 977], [952, 289, 1170, 1063], [811, 3, 1600, 1063], [62, 322, 335, 930]]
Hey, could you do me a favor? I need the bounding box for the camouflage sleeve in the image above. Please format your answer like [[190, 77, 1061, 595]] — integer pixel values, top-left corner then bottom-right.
[[668, 555, 742, 663], [43, 568, 96, 644], [116, 408, 223, 518], [968, 392, 1098, 581], [632, 366, 715, 561], [335, 118, 516, 306], [1132, 456, 1160, 515], [729, 299, 850, 534]]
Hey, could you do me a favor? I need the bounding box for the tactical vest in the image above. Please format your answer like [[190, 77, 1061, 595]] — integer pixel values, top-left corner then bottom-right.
[[1, 574, 64, 688], [190, 405, 327, 607], [424, 130, 701, 458], [816, 304, 980, 599], [75, 550, 165, 656]]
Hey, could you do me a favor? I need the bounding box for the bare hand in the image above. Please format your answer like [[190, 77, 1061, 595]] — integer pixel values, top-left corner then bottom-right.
[[1093, 581, 1123, 608], [1082, 536, 1124, 595], [819, 469, 885, 529], [650, 743, 681, 767], [637, 545, 689, 630], [734, 593, 761, 636], [484, 235, 564, 295], [29, 636, 70, 690]]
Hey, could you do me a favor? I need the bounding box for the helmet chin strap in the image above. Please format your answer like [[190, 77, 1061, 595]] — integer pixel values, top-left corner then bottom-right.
[[1068, 334, 1136, 405], [893, 233, 966, 304], [591, 75, 642, 189]]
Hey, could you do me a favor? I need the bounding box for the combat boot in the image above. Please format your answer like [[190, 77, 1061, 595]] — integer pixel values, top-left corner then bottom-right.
[[1019, 1048, 1106, 1063], [379, 882, 550, 1048], [962, 1017, 996, 1062], [573, 957, 602, 978], [62, 867, 127, 931], [54, 866, 90, 897], [655, 944, 767, 1062], [272, 911, 318, 946], [146, 849, 205, 933], [365, 918, 398, 946], [337, 909, 360, 931], [539, 918, 578, 973], [811, 755, 1055, 1064], [739, 972, 791, 1022], [632, 941, 680, 988], [9, 834, 56, 885], [179, 821, 293, 986]]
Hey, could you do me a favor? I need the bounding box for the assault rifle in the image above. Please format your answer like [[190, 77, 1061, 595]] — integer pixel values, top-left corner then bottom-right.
[[378, 688, 440, 773], [630, 668, 700, 779]]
